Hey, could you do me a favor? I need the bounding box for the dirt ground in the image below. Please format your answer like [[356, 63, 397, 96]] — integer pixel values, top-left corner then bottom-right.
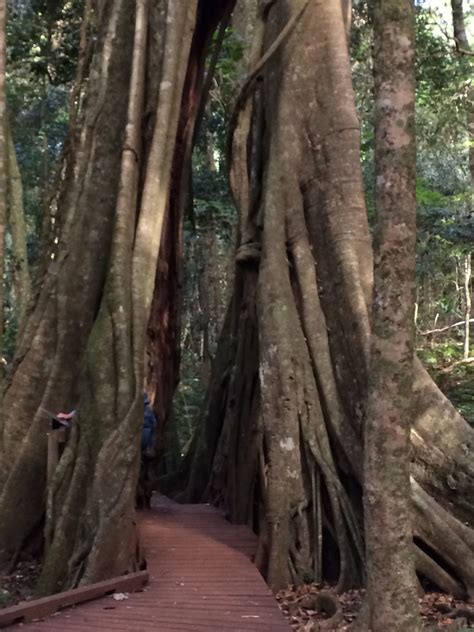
[[277, 583, 474, 631], [0, 560, 41, 608]]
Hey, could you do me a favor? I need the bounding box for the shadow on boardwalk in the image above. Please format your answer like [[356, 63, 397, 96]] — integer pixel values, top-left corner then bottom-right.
[[10, 495, 289, 631]]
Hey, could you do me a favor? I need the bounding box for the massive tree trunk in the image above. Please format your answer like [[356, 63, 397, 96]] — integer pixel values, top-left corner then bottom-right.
[[0, 0, 234, 595], [364, 1, 421, 629], [183, 0, 474, 596], [0, 1, 136, 571], [450, 1, 472, 362]]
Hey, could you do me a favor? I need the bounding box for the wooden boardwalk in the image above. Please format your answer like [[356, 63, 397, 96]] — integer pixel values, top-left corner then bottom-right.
[[11, 496, 289, 631]]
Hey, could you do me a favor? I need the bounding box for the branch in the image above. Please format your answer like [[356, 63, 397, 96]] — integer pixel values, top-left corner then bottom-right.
[[438, 357, 474, 374], [457, 46, 474, 56], [418, 318, 474, 336], [227, 0, 309, 165]]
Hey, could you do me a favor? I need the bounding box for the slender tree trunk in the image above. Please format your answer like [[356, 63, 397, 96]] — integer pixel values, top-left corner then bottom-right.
[[0, 0, 6, 378], [450, 1, 472, 362], [6, 127, 32, 324], [36, 1, 96, 287], [451, 0, 470, 52], [363, 0, 421, 630], [67, 0, 93, 152], [232, 0, 258, 54], [341, 0, 352, 41], [145, 0, 232, 456], [463, 253, 471, 358]]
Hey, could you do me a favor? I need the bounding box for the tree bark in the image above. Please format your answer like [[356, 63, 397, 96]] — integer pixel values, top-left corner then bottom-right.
[[6, 127, 32, 324], [0, 0, 235, 595], [0, 0, 6, 378], [183, 0, 474, 597], [0, 0, 135, 514], [39, 0, 199, 593], [145, 0, 233, 474], [187, 0, 370, 591], [364, 0, 421, 629], [463, 253, 471, 359], [67, 0, 93, 153], [451, 0, 470, 52], [451, 1, 473, 363], [341, 0, 352, 41]]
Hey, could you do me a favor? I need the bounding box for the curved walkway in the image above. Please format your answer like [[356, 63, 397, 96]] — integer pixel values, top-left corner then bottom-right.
[[12, 496, 289, 631]]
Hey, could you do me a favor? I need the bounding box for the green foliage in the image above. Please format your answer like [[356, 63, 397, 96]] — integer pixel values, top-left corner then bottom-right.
[[212, 26, 245, 85], [352, 1, 473, 425], [201, 26, 244, 161], [166, 26, 243, 468], [189, 26, 241, 236], [2, 0, 83, 361], [2, 304, 18, 363], [414, 4, 472, 242], [418, 341, 463, 365], [171, 352, 208, 453], [417, 181, 472, 251], [6, 0, 83, 249], [351, 3, 375, 220], [419, 341, 474, 424], [0, 589, 11, 606], [8, 0, 83, 85], [415, 6, 471, 133]]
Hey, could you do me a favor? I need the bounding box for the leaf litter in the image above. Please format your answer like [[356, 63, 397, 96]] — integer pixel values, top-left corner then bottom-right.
[[276, 584, 474, 631]]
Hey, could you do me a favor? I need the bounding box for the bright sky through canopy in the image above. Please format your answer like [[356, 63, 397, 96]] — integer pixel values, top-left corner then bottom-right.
[[417, 0, 474, 39]]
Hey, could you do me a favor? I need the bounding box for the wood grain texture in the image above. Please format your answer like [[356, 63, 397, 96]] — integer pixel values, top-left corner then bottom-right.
[[6, 496, 288, 631]]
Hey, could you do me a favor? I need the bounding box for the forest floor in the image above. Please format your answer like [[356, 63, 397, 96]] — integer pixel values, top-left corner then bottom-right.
[[277, 584, 474, 630], [0, 559, 40, 608], [434, 359, 474, 424], [418, 340, 474, 424]]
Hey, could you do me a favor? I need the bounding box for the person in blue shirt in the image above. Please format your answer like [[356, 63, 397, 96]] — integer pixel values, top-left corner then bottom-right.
[[139, 393, 157, 508], [141, 393, 157, 456]]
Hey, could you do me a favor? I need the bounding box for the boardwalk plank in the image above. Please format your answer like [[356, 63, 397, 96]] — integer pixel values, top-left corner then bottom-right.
[[8, 497, 289, 631]]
